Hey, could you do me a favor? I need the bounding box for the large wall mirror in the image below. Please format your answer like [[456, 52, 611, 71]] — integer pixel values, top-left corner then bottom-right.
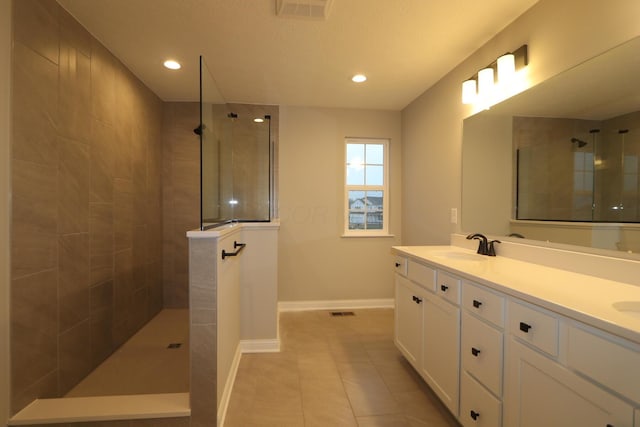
[[462, 36, 640, 257]]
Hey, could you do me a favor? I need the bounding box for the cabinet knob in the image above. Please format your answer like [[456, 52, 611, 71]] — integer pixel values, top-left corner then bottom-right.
[[395, 262, 401, 267], [470, 410, 480, 421], [519, 322, 532, 333], [471, 347, 481, 357], [412, 295, 422, 304], [440, 284, 449, 292], [472, 299, 482, 308]]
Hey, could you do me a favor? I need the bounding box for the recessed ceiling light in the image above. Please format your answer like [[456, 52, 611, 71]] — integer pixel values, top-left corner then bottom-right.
[[163, 60, 181, 70], [352, 74, 367, 83], [254, 118, 265, 123]]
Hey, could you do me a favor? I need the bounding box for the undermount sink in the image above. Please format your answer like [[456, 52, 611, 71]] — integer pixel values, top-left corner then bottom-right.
[[432, 251, 487, 262], [612, 301, 640, 319]]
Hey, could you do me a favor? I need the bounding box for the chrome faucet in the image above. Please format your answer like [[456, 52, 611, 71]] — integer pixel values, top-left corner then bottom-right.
[[466, 233, 501, 256]]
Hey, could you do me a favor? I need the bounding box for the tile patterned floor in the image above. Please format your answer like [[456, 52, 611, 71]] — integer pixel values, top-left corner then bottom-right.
[[65, 309, 190, 397], [224, 309, 461, 427]]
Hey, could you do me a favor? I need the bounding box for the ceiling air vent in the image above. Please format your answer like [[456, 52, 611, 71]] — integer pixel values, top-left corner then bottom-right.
[[275, 0, 333, 19]]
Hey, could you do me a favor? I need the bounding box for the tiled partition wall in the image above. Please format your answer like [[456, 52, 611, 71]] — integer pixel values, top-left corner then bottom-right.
[[10, 0, 164, 414]]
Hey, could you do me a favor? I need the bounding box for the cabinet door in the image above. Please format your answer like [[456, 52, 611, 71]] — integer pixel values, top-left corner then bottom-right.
[[395, 275, 424, 368], [504, 338, 634, 427], [421, 292, 460, 416]]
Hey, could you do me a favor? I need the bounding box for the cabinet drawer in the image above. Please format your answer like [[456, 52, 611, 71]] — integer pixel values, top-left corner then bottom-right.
[[408, 260, 436, 292], [437, 271, 460, 304], [461, 311, 503, 397], [393, 256, 407, 276], [460, 371, 501, 427], [462, 281, 505, 328], [567, 324, 640, 404], [508, 300, 558, 357]]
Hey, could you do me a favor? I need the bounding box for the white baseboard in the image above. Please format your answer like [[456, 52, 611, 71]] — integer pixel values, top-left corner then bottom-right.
[[240, 339, 281, 353], [278, 298, 394, 312], [217, 344, 242, 427]]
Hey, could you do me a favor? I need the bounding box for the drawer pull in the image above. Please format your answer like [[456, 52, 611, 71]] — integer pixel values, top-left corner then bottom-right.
[[412, 296, 422, 304], [472, 299, 482, 308], [395, 262, 401, 267], [470, 410, 480, 421], [440, 284, 449, 292], [519, 322, 532, 333], [471, 347, 481, 357]]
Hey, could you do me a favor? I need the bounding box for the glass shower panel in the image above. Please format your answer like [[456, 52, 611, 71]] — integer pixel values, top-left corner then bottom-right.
[[200, 57, 229, 228], [199, 57, 272, 230], [515, 117, 595, 221], [230, 114, 270, 221], [594, 128, 640, 222]]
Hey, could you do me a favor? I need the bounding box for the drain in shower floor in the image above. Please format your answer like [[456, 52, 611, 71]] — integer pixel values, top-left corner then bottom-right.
[[330, 311, 355, 316]]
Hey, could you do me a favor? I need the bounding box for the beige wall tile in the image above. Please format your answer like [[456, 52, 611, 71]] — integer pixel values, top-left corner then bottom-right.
[[89, 41, 116, 125], [90, 306, 113, 366], [11, 160, 58, 278], [11, 0, 165, 411], [58, 233, 90, 332], [58, 19, 91, 144], [113, 178, 134, 252], [10, 270, 58, 399], [90, 120, 115, 203], [58, 137, 90, 234], [58, 320, 92, 395], [12, 42, 59, 167], [189, 324, 217, 427], [13, 0, 59, 65], [89, 202, 113, 286]]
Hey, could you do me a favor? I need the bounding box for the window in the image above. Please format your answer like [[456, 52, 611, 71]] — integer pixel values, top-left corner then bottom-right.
[[344, 138, 389, 236]]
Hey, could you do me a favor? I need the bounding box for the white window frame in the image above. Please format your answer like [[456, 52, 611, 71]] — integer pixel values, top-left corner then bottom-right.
[[343, 137, 390, 237]]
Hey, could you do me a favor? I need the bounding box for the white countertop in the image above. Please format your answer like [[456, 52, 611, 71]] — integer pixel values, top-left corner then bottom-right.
[[392, 245, 640, 345]]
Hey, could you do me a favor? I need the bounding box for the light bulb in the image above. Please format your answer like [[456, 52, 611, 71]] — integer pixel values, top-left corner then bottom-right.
[[462, 79, 477, 104], [478, 68, 494, 99], [497, 53, 516, 84]]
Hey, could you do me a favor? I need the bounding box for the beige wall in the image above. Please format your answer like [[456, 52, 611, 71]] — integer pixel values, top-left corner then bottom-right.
[[10, 0, 164, 414], [162, 102, 200, 308], [402, 0, 640, 245], [278, 106, 402, 302], [1, 0, 10, 423]]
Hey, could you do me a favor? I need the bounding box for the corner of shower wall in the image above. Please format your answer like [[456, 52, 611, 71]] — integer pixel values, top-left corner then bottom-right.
[[9, 0, 165, 414]]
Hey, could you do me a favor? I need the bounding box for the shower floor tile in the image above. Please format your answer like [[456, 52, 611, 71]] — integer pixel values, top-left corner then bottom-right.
[[65, 309, 190, 397]]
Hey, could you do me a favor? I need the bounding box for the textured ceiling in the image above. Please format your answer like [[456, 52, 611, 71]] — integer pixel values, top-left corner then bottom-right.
[[57, 0, 539, 110]]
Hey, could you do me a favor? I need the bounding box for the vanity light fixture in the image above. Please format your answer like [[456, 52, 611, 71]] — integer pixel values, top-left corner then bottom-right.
[[477, 67, 494, 99], [461, 44, 528, 105], [352, 74, 367, 83], [497, 52, 516, 83], [163, 59, 181, 70], [461, 79, 477, 104], [253, 117, 265, 123]]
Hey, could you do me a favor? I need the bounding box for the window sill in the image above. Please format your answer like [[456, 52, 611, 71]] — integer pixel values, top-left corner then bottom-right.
[[341, 233, 396, 238]]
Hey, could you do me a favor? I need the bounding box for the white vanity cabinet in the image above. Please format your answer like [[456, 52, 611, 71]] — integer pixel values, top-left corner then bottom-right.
[[459, 281, 505, 427], [421, 271, 461, 416], [394, 257, 460, 416], [504, 299, 639, 427], [392, 246, 640, 427], [395, 274, 427, 368]]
